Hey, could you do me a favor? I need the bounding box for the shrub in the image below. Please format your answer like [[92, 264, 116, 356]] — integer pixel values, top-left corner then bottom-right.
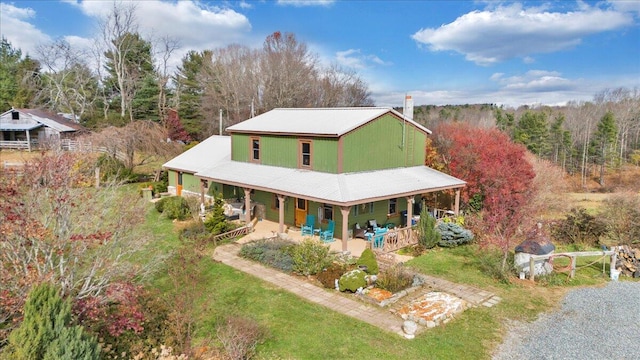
[[338, 269, 367, 292], [599, 194, 640, 245], [551, 208, 607, 246], [291, 239, 333, 276], [437, 222, 474, 247], [156, 196, 191, 221], [375, 264, 414, 293], [216, 315, 265, 360], [96, 154, 135, 182], [239, 239, 296, 272], [316, 263, 348, 289], [204, 197, 229, 235], [7, 283, 100, 360], [417, 214, 440, 249], [356, 248, 379, 274], [477, 249, 513, 284]]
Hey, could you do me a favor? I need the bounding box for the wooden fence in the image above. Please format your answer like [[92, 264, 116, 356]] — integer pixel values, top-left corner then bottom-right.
[[528, 250, 616, 281]]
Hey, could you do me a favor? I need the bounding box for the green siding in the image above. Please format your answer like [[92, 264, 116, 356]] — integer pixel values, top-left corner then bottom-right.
[[342, 114, 426, 172], [261, 136, 298, 168], [232, 134, 249, 162], [349, 197, 415, 229], [253, 190, 295, 225], [311, 138, 338, 173], [168, 170, 177, 188], [182, 173, 200, 194]]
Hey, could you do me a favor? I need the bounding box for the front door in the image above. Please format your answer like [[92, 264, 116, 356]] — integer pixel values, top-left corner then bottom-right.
[[295, 198, 307, 227]]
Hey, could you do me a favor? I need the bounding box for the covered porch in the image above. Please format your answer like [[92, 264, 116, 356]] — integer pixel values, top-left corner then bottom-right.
[[197, 161, 466, 254]]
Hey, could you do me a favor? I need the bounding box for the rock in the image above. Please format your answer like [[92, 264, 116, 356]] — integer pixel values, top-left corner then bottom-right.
[[402, 320, 418, 339]]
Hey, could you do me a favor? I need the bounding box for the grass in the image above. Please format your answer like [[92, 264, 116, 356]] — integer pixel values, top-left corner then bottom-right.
[[136, 188, 627, 359]]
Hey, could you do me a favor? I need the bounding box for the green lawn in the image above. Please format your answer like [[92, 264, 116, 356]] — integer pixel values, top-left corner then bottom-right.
[[141, 199, 619, 359]]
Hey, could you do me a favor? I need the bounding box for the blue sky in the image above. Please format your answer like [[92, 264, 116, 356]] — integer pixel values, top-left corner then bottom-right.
[[1, 0, 639, 107]]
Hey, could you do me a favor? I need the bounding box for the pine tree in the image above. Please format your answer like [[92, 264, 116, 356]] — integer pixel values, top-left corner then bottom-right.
[[6, 283, 99, 360], [591, 111, 618, 186], [418, 213, 440, 249]]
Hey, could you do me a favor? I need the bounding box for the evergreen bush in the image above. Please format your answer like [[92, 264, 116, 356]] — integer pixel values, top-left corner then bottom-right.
[[204, 197, 230, 235], [437, 222, 474, 247], [338, 269, 367, 292], [417, 214, 440, 249], [356, 248, 379, 274], [6, 283, 99, 360]]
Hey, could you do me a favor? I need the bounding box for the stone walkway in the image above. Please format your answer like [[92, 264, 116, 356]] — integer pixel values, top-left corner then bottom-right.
[[212, 243, 501, 338]]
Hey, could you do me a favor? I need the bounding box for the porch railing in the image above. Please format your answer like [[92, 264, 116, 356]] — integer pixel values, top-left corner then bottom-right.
[[0, 140, 37, 150], [210, 224, 252, 243], [371, 226, 418, 253]]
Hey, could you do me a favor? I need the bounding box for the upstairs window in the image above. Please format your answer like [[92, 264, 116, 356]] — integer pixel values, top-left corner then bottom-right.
[[250, 137, 260, 163], [299, 140, 312, 168], [11, 111, 19, 120]]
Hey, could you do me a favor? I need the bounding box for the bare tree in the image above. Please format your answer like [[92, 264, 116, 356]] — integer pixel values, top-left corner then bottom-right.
[[97, 1, 139, 121], [317, 64, 373, 107], [36, 39, 98, 120], [259, 31, 318, 110], [153, 35, 180, 125]]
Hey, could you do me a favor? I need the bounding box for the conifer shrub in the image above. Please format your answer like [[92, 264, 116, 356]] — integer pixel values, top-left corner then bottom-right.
[[356, 248, 379, 274], [338, 269, 367, 292], [437, 222, 474, 247], [418, 214, 440, 249], [204, 197, 231, 235]]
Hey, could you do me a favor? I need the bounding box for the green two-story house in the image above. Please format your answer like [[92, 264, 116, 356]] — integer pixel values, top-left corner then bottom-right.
[[163, 107, 465, 251]]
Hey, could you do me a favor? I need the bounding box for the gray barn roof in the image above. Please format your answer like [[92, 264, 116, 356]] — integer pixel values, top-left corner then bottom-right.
[[162, 135, 231, 173], [197, 161, 465, 206], [226, 107, 431, 137]]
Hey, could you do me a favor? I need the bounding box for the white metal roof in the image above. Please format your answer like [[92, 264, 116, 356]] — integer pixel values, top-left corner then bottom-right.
[[225, 107, 431, 136], [162, 136, 231, 173], [196, 161, 465, 206]]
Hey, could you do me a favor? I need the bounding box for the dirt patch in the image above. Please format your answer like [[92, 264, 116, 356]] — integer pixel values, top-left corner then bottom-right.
[[0, 150, 46, 164]]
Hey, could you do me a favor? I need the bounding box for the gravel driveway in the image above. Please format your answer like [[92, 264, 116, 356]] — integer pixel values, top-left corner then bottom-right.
[[492, 281, 640, 360]]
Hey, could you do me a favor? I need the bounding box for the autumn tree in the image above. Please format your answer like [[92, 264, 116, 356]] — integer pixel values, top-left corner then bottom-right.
[[0, 151, 152, 336], [166, 108, 191, 143], [433, 122, 536, 269]]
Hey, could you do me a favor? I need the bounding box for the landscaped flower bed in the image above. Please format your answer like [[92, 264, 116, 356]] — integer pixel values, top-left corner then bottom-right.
[[393, 292, 468, 328]]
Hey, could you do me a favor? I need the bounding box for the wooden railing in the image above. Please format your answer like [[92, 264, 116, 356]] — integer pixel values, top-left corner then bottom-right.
[[0, 140, 37, 150], [371, 226, 418, 253], [210, 224, 252, 243]]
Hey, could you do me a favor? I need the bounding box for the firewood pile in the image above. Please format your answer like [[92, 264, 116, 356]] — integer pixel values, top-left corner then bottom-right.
[[614, 245, 640, 278]]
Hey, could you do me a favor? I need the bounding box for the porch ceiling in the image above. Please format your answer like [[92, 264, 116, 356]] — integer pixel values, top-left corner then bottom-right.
[[196, 161, 465, 206]]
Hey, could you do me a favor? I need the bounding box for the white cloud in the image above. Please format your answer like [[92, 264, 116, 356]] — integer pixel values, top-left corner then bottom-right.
[[277, 0, 335, 7], [411, 3, 634, 65], [0, 3, 51, 56], [335, 49, 390, 70], [608, 0, 640, 15]]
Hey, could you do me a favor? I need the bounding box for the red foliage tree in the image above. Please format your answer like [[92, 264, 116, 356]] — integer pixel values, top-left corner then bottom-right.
[[166, 108, 191, 143], [432, 123, 537, 268]]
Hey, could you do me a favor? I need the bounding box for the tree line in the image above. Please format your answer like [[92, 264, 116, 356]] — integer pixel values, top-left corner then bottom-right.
[[0, 3, 372, 140], [410, 88, 640, 188]]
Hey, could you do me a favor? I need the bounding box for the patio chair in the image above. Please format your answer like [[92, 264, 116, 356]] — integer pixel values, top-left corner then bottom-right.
[[301, 214, 317, 237], [372, 227, 388, 249], [353, 222, 366, 239], [366, 219, 379, 232], [320, 220, 335, 243]]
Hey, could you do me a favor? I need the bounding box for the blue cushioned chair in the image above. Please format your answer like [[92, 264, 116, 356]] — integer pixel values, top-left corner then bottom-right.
[[301, 214, 316, 237], [320, 220, 335, 242]]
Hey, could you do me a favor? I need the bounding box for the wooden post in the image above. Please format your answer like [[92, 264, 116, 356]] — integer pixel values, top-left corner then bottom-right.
[[95, 167, 100, 188], [243, 188, 252, 224], [277, 194, 286, 234], [454, 189, 460, 216], [405, 196, 414, 227], [340, 206, 350, 252], [570, 256, 577, 278], [529, 256, 535, 282]]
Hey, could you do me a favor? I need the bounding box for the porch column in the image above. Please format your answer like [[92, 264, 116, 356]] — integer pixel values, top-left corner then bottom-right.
[[26, 130, 31, 152], [454, 189, 461, 216], [405, 196, 414, 227], [340, 206, 351, 252], [199, 179, 206, 205], [243, 188, 252, 223], [277, 194, 286, 234]]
